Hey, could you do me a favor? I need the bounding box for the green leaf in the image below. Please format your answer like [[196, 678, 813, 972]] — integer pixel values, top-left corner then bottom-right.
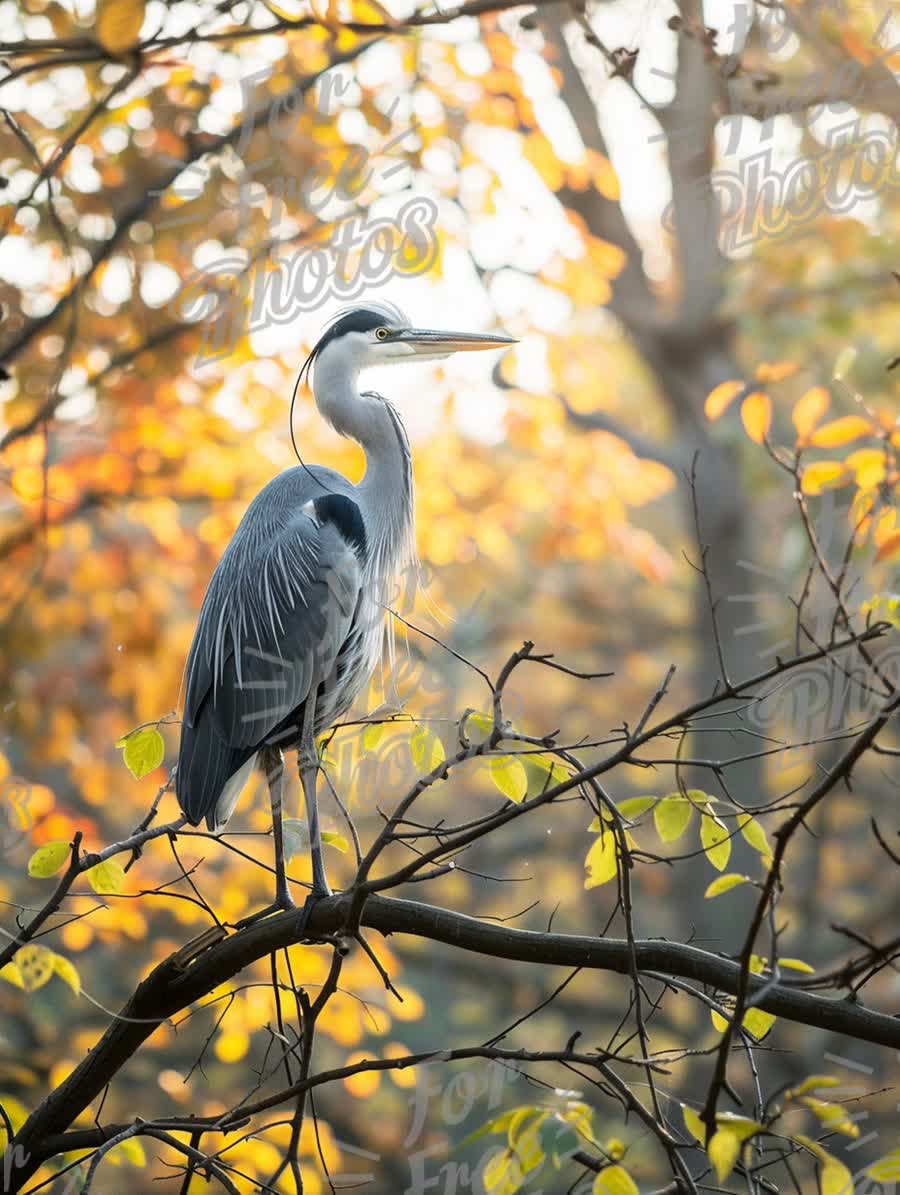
[[700, 812, 731, 870], [52, 953, 81, 996], [86, 859, 126, 895], [489, 757, 528, 804], [868, 1149, 900, 1182], [682, 1104, 705, 1143], [592, 1164, 638, 1195], [584, 832, 619, 889], [320, 831, 348, 853], [119, 727, 165, 780], [654, 795, 692, 842], [27, 841, 71, 879], [616, 796, 655, 820], [704, 873, 749, 899], [737, 813, 771, 857], [14, 945, 55, 992], [282, 818, 308, 862], [537, 1115, 578, 1168], [409, 727, 445, 773]]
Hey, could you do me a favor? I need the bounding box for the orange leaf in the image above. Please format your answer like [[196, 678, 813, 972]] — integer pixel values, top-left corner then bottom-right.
[[741, 392, 771, 443], [801, 461, 847, 495], [705, 381, 745, 421], [755, 361, 799, 383], [875, 532, 900, 563], [810, 416, 873, 448], [592, 154, 620, 201], [792, 386, 830, 439]]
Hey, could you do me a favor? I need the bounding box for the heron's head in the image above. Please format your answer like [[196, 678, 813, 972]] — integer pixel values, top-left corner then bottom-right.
[[305, 301, 516, 378]]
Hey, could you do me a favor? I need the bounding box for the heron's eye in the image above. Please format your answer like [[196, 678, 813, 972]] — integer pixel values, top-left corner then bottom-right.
[[375, 327, 389, 341]]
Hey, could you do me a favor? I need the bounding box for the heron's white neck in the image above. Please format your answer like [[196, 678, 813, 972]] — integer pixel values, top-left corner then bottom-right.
[[312, 344, 418, 603]]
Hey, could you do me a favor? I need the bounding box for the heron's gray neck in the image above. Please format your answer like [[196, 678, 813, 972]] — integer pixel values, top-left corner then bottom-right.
[[312, 349, 417, 598]]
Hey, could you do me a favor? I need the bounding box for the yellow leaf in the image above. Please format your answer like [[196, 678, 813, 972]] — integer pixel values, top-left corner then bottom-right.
[[701, 812, 731, 870], [362, 722, 384, 751], [320, 831, 348, 853], [110, 1137, 146, 1167], [95, 0, 146, 55], [787, 1075, 840, 1097], [875, 531, 900, 563], [591, 153, 620, 200], [792, 386, 830, 439], [755, 361, 799, 383], [616, 796, 655, 819], [14, 945, 55, 992], [409, 727, 445, 773], [801, 1097, 859, 1139], [705, 873, 749, 898], [0, 1096, 29, 1138], [52, 954, 81, 996], [711, 1008, 730, 1033], [708, 1128, 741, 1182], [605, 1138, 625, 1162], [846, 448, 886, 488], [86, 859, 126, 896], [868, 1149, 900, 1182], [654, 795, 693, 842], [215, 1030, 249, 1063], [737, 813, 771, 857], [682, 1104, 705, 1143], [704, 380, 745, 421], [489, 756, 528, 804], [584, 832, 619, 889], [780, 958, 815, 974], [809, 416, 873, 448], [0, 964, 24, 989], [822, 1157, 854, 1195], [793, 1133, 828, 1161], [463, 710, 493, 743], [592, 1165, 638, 1195], [27, 841, 71, 879], [741, 392, 772, 444], [800, 461, 847, 495], [120, 726, 165, 780], [742, 1007, 775, 1040]]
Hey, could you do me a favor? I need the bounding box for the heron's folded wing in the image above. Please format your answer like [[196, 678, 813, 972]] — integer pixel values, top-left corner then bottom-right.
[[183, 512, 363, 751]]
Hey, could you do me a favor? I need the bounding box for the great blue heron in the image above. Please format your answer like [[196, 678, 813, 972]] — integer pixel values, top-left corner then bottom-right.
[[175, 301, 514, 919]]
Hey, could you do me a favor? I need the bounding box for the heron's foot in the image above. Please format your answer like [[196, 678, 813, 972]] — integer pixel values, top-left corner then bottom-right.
[[294, 884, 333, 942]]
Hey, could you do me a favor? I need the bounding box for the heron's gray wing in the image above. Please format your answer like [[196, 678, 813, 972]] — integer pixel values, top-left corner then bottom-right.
[[186, 514, 362, 747], [178, 495, 363, 825]]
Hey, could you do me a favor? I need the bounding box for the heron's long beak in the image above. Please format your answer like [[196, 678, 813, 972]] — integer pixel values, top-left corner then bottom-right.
[[395, 328, 517, 354]]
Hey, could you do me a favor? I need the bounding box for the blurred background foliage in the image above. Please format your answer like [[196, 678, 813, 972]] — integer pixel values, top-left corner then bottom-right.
[[0, 0, 898, 1189]]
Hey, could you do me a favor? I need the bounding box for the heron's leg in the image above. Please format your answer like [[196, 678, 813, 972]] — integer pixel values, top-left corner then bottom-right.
[[262, 746, 294, 911], [299, 690, 332, 898]]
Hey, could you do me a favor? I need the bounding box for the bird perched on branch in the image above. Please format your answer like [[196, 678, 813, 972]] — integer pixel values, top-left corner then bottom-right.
[[175, 301, 515, 920]]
